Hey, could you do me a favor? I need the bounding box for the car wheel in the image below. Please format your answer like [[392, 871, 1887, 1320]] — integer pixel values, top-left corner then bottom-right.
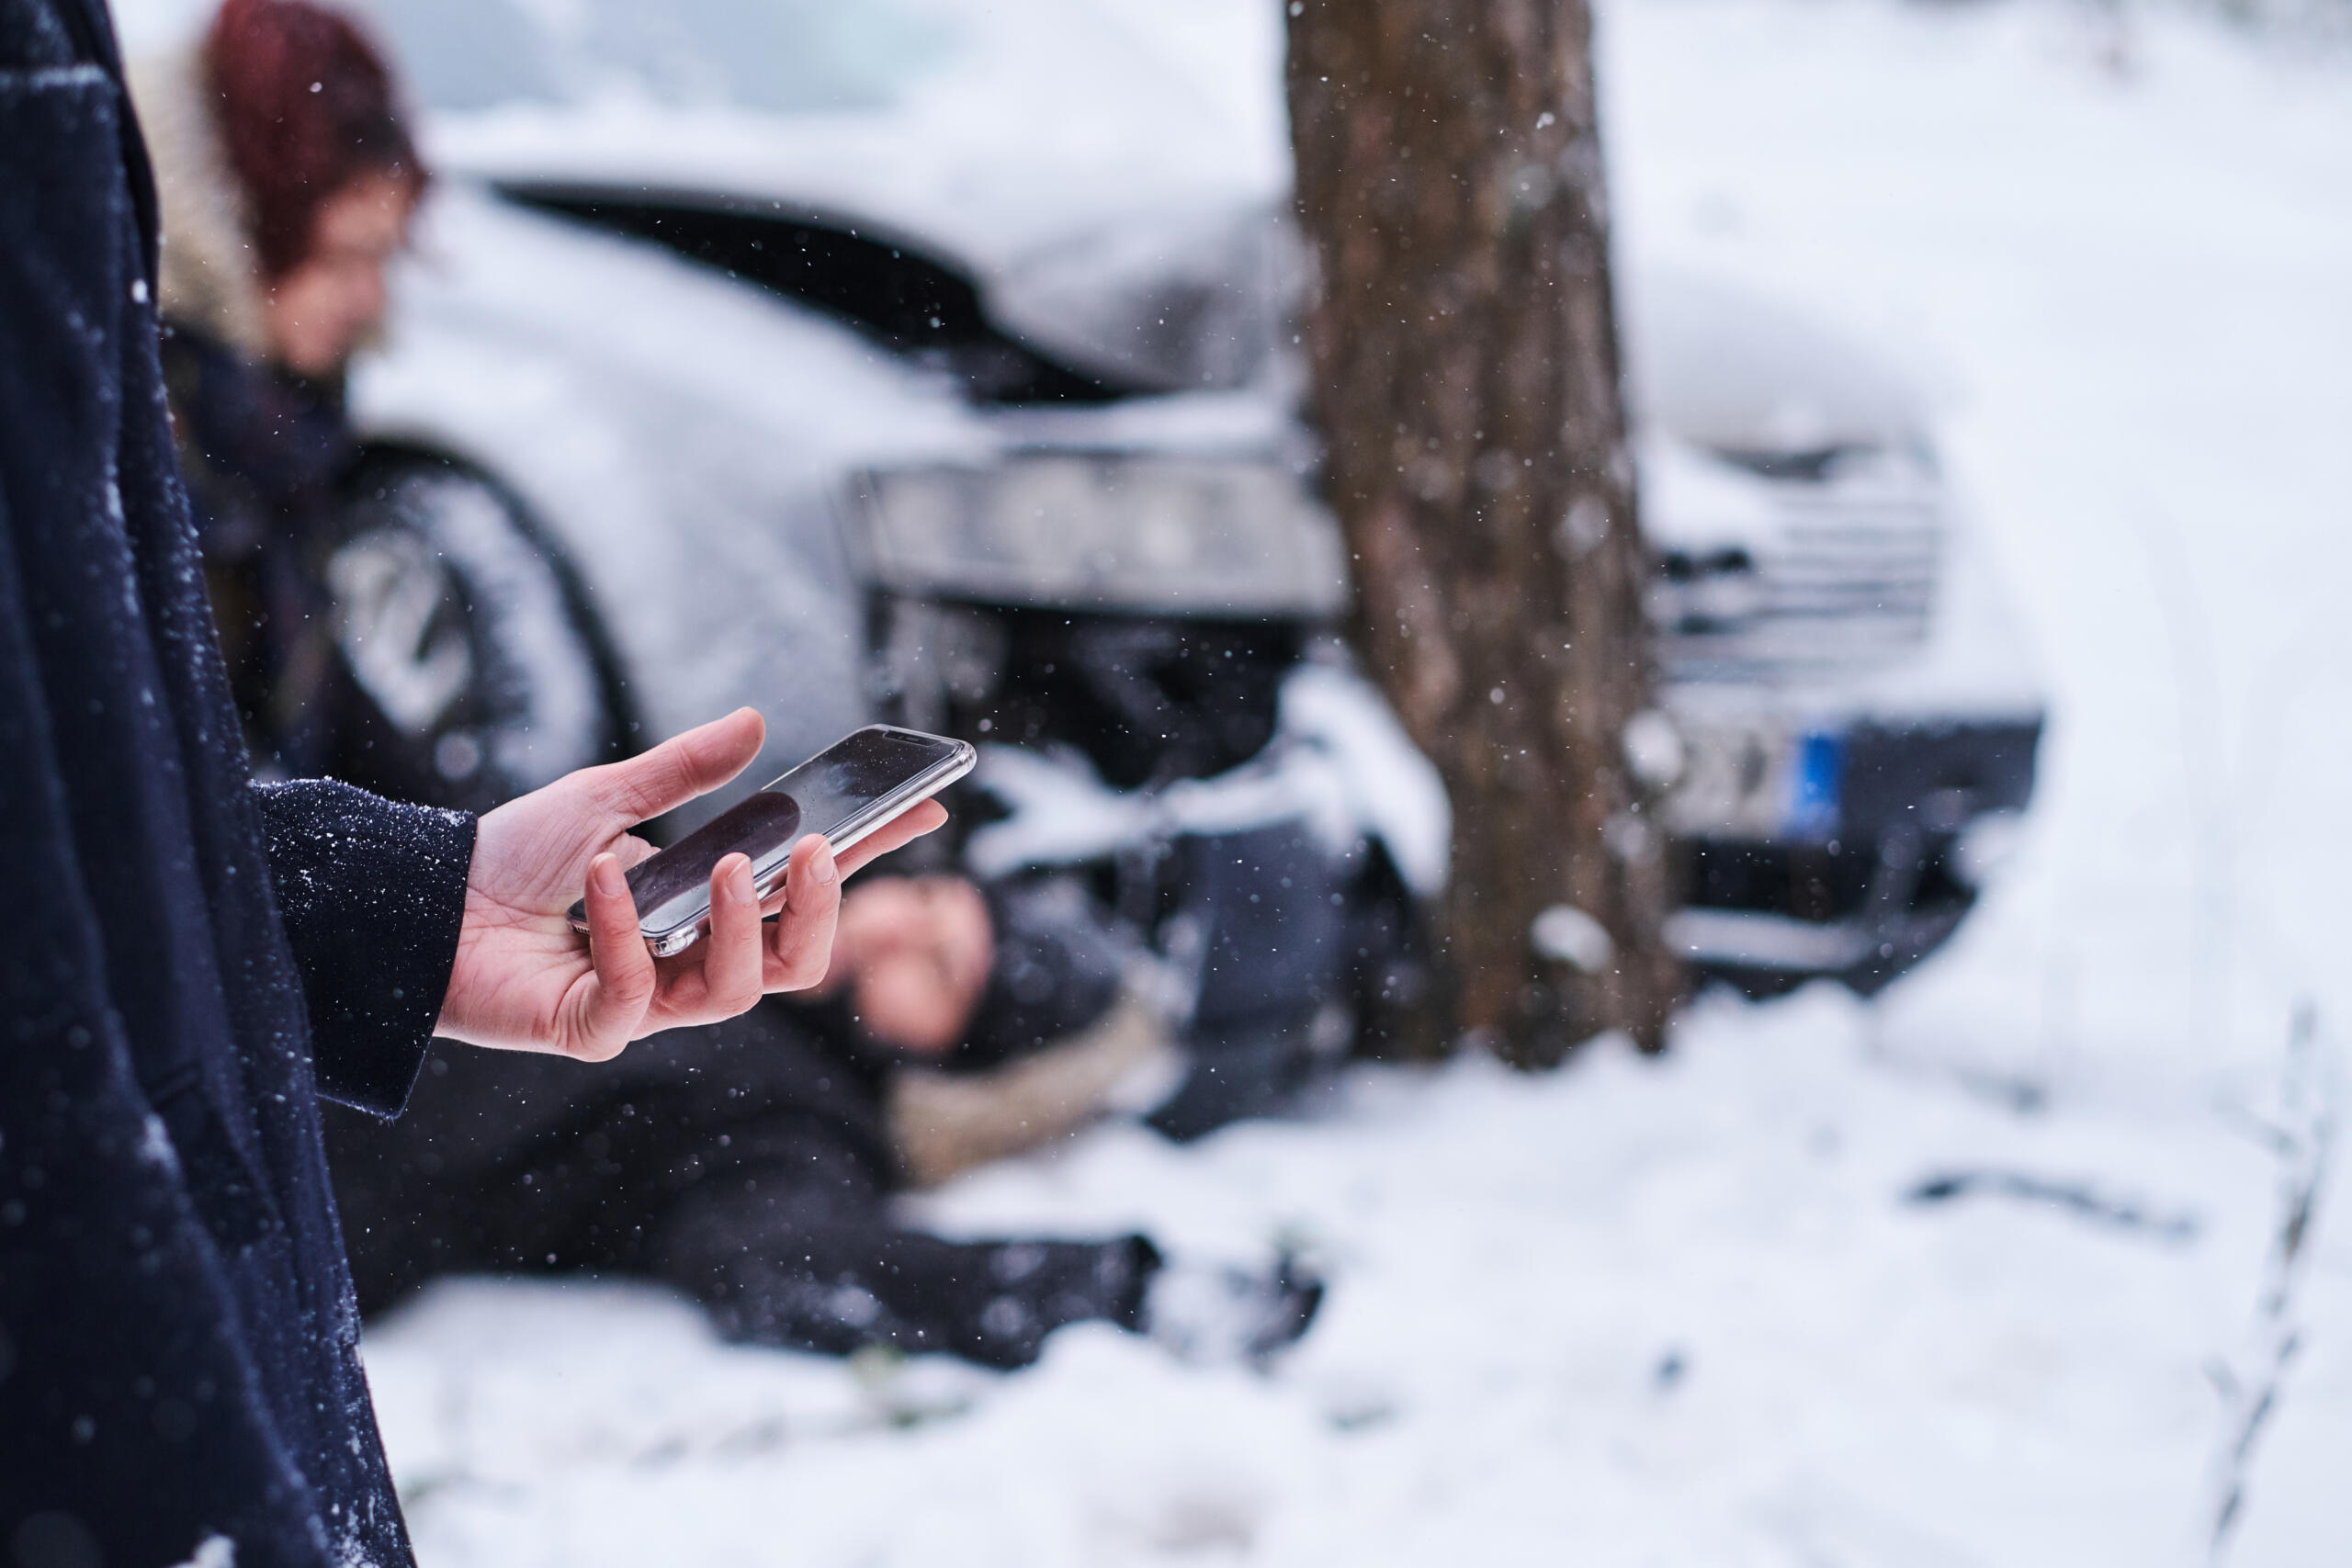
[[329, 454, 628, 811]]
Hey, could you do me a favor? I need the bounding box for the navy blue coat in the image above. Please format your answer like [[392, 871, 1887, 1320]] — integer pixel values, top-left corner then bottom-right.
[[1, 2, 470, 1562]]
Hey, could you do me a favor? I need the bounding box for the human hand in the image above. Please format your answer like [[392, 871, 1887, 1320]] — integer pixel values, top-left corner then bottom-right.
[[434, 708, 947, 1060], [822, 874, 994, 1055]]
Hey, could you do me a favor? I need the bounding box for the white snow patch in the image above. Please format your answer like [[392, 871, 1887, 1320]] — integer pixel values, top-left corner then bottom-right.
[[138, 1113, 179, 1173], [367, 995, 2301, 1565], [1531, 904, 1616, 972], [167, 1534, 233, 1568]]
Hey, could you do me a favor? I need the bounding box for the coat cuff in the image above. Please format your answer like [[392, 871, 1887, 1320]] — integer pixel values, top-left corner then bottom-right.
[[254, 779, 474, 1117]]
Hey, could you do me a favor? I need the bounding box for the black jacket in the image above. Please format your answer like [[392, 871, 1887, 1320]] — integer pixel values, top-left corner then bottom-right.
[[162, 320, 363, 783], [0, 4, 470, 1564]]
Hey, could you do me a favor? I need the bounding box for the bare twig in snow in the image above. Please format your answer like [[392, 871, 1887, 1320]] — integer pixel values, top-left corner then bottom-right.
[[2205, 1003, 2337, 1563]]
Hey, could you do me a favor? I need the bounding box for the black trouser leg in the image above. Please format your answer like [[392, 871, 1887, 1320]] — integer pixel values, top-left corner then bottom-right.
[[649, 1139, 1159, 1370]]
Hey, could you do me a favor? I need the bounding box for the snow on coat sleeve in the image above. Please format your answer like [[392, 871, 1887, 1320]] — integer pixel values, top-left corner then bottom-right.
[[254, 780, 474, 1118]]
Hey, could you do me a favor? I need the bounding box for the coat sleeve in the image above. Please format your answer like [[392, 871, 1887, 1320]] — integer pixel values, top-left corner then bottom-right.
[[254, 779, 474, 1118]]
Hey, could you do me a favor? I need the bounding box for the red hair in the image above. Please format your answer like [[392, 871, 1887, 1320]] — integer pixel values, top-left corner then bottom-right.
[[203, 0, 424, 280]]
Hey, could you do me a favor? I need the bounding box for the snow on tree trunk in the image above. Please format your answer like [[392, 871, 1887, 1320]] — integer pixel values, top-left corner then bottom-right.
[[1284, 0, 1680, 1062]]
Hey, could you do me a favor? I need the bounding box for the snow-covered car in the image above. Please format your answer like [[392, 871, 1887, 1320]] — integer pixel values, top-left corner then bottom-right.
[[331, 0, 2040, 1013], [1624, 271, 2043, 993]]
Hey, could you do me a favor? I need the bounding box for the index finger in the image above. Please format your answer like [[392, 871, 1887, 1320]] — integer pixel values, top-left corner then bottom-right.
[[574, 852, 656, 1059], [742, 799, 945, 921], [751, 799, 949, 916]]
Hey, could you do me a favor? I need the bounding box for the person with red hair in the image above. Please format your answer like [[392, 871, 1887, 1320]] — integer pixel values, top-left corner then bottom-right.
[[132, 0, 429, 781], [198, 0, 423, 373]]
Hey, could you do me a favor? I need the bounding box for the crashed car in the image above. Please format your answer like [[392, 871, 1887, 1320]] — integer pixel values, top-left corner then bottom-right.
[[326, 0, 2039, 1056]]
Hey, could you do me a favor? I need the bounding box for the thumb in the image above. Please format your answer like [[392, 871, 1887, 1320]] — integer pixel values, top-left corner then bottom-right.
[[575, 707, 766, 829]]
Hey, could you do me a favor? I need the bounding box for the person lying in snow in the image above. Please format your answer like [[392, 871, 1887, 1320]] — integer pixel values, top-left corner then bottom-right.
[[139, 0, 1320, 1371], [324, 869, 1323, 1371]]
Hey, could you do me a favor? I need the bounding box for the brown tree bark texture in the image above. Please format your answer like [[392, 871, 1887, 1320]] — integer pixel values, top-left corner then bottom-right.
[[1285, 0, 1679, 1061]]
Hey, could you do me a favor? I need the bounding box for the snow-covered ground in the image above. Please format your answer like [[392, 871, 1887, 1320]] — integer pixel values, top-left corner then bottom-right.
[[356, 2, 2352, 1562]]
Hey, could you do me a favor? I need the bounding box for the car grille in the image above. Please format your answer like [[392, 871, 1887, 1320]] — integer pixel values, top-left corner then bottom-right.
[[1652, 485, 1940, 679]]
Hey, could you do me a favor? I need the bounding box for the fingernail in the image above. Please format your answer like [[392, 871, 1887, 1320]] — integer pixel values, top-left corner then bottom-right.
[[811, 841, 837, 886], [727, 854, 754, 899], [594, 855, 624, 897]]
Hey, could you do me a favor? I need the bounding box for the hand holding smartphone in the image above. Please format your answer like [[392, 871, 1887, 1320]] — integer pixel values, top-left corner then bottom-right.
[[568, 725, 976, 956]]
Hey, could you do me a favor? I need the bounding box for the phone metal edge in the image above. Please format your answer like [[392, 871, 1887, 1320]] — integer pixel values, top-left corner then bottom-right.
[[815, 739, 975, 858]]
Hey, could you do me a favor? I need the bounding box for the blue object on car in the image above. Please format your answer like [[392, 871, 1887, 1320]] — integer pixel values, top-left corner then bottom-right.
[[1784, 729, 1843, 840]]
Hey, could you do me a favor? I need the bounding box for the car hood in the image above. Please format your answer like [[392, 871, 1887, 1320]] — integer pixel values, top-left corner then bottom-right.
[[421, 141, 1927, 460], [1618, 266, 1932, 459], [369, 0, 1292, 393], [364, 0, 1926, 446]]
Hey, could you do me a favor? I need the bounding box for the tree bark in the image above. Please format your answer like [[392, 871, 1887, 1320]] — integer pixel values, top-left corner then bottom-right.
[[1285, 0, 1679, 1062]]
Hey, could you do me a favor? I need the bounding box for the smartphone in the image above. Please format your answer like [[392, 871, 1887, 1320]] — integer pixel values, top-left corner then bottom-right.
[[568, 724, 976, 957]]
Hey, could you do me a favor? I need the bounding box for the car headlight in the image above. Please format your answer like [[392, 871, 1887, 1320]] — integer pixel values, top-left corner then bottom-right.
[[855, 457, 1350, 616]]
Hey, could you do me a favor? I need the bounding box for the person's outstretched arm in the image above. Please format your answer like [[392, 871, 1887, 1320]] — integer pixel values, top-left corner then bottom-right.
[[261, 706, 944, 1115]]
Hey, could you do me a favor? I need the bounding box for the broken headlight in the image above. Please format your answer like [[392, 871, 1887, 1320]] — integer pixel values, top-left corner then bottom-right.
[[854, 456, 1350, 617]]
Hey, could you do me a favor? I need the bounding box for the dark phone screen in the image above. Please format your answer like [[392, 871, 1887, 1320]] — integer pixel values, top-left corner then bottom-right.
[[763, 727, 963, 844], [628, 792, 803, 935]]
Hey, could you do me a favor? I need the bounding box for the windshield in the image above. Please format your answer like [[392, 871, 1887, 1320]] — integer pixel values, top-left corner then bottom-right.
[[346, 0, 958, 115]]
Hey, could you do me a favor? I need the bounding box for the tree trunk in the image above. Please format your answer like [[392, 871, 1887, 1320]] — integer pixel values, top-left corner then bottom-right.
[[1285, 0, 1680, 1063]]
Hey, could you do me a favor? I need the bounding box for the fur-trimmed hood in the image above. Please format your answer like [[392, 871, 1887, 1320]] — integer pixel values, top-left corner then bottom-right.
[[128, 47, 271, 358]]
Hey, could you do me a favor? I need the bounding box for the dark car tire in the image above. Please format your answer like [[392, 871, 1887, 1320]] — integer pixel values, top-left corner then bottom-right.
[[328, 452, 630, 813]]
